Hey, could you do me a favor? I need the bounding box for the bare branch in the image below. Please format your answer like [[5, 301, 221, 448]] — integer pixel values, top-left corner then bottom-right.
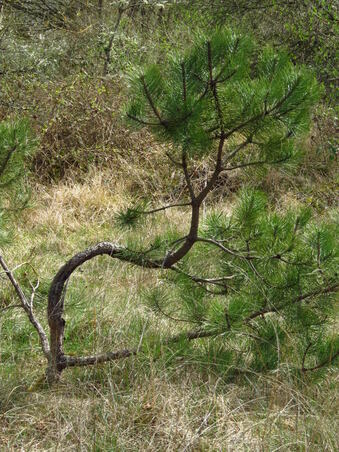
[[142, 202, 191, 215], [0, 304, 22, 313], [0, 255, 50, 358], [302, 350, 339, 373]]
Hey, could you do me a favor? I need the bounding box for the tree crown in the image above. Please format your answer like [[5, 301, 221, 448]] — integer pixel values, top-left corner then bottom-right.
[[127, 28, 321, 160]]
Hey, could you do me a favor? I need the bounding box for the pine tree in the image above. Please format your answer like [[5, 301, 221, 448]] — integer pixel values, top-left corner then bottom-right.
[[120, 28, 338, 374], [2, 29, 337, 383]]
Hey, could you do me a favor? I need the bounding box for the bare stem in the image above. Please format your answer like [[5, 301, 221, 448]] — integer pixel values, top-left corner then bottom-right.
[[0, 255, 50, 358], [142, 202, 191, 215]]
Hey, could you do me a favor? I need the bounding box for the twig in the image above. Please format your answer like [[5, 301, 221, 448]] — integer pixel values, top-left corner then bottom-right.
[[195, 237, 257, 259], [0, 304, 22, 312], [302, 350, 339, 373], [141, 202, 191, 215], [0, 255, 50, 358], [246, 283, 339, 321], [141, 75, 167, 127], [301, 342, 313, 372], [103, 5, 124, 75], [127, 113, 163, 127], [222, 156, 289, 171]]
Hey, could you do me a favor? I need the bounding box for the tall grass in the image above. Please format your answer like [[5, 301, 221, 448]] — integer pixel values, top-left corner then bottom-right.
[[1, 173, 338, 450]]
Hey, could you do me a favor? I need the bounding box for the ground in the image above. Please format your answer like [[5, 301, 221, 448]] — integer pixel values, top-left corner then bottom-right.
[[1, 172, 338, 451]]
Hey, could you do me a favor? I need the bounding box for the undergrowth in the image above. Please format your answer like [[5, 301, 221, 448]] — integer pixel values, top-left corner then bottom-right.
[[1, 175, 338, 450]]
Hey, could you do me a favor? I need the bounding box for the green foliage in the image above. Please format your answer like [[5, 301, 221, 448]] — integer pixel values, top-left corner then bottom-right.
[[0, 119, 34, 246], [115, 201, 149, 229], [127, 28, 321, 163], [146, 191, 338, 374], [233, 190, 267, 237], [0, 119, 32, 184]]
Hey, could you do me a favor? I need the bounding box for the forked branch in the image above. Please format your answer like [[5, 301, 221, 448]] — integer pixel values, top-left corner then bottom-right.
[[0, 255, 50, 358]]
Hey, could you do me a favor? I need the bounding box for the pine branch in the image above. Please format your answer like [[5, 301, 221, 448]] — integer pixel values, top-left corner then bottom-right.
[[217, 78, 302, 142], [61, 328, 221, 369], [127, 113, 163, 127], [171, 265, 236, 287], [0, 145, 16, 178], [246, 283, 339, 321], [222, 155, 290, 171], [195, 237, 258, 259], [181, 62, 187, 103], [57, 279, 339, 373], [196, 136, 226, 204], [214, 38, 240, 83], [141, 76, 167, 127], [222, 137, 253, 166], [182, 152, 196, 200], [207, 41, 225, 134], [301, 342, 313, 372], [166, 151, 182, 167]]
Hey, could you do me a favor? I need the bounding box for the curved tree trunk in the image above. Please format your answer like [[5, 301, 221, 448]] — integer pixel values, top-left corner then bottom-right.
[[46, 242, 162, 384], [45, 240, 219, 384]]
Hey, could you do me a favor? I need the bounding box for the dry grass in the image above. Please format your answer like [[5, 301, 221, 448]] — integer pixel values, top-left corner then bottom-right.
[[1, 360, 338, 450], [1, 174, 338, 451]]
